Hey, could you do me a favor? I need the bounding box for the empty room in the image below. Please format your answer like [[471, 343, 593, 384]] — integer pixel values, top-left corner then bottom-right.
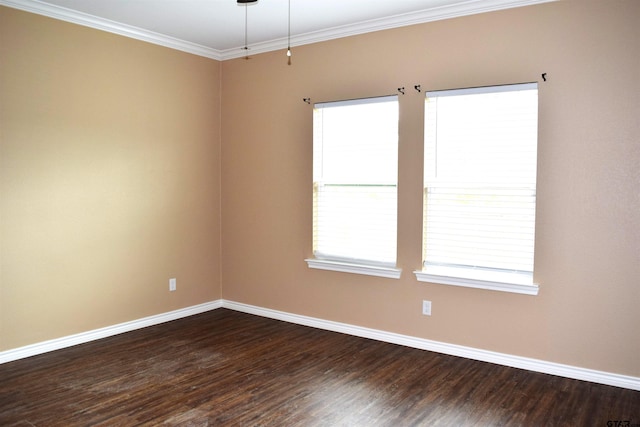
[[1, 0, 639, 425]]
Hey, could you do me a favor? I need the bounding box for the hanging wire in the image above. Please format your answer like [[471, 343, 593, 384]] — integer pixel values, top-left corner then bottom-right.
[[243, 4, 250, 60], [287, 0, 292, 65]]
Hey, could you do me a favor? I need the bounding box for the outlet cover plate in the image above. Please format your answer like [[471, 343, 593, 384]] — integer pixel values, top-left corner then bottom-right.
[[422, 300, 432, 316]]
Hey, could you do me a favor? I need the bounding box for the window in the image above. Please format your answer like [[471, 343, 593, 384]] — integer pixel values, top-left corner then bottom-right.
[[305, 95, 401, 278], [414, 83, 539, 295]]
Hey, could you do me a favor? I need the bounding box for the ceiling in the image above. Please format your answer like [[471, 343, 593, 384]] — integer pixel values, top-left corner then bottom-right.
[[2, 0, 554, 60]]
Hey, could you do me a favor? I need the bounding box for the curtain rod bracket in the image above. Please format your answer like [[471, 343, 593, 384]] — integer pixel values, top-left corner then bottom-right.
[[303, 97, 311, 104], [542, 73, 547, 82], [414, 85, 421, 93], [398, 87, 405, 95]]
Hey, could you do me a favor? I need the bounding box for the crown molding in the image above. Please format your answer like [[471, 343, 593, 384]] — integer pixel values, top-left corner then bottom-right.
[[220, 0, 555, 60], [2, 0, 555, 61], [0, 0, 224, 60]]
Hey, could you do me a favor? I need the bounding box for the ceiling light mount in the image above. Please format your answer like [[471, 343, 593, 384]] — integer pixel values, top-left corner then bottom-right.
[[236, 0, 292, 64]]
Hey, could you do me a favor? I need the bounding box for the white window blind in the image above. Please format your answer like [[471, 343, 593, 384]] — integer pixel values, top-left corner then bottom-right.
[[422, 83, 538, 286], [312, 96, 399, 267]]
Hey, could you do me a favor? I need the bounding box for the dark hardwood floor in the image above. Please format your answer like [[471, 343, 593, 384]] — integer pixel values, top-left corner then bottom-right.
[[1, 309, 638, 426]]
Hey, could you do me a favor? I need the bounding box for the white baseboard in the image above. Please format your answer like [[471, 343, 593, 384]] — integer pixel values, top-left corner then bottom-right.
[[2, 298, 637, 391], [0, 300, 222, 364], [222, 300, 640, 391]]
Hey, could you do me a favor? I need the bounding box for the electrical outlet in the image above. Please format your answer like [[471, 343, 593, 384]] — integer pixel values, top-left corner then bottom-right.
[[422, 300, 432, 316], [169, 278, 176, 292]]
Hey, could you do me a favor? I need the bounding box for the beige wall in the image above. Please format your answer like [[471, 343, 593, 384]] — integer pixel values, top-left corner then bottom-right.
[[0, 7, 222, 350], [2, 1, 639, 379], [221, 0, 640, 377]]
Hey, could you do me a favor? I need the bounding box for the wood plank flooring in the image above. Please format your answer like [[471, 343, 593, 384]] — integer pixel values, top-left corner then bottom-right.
[[1, 308, 638, 426]]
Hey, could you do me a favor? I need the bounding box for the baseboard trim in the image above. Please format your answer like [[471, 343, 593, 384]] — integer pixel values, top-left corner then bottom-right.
[[0, 300, 223, 364], [222, 300, 640, 391], [2, 299, 637, 391]]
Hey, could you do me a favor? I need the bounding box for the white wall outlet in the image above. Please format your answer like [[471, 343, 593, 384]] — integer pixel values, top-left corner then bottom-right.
[[169, 278, 176, 292], [422, 300, 432, 316]]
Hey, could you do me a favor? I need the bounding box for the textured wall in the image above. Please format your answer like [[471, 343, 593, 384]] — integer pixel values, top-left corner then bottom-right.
[[221, 1, 640, 376], [2, 0, 638, 378], [0, 7, 222, 350]]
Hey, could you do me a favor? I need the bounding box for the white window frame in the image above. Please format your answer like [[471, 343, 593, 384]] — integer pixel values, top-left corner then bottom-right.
[[305, 95, 401, 279], [414, 83, 540, 295]]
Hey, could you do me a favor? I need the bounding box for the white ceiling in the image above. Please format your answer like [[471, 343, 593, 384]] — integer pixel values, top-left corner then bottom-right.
[[2, 0, 554, 60]]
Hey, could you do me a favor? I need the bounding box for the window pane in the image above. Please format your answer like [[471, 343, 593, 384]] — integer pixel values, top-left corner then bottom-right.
[[423, 84, 538, 276], [315, 98, 398, 184], [425, 186, 535, 272], [314, 184, 397, 265], [425, 85, 538, 185], [313, 96, 398, 266]]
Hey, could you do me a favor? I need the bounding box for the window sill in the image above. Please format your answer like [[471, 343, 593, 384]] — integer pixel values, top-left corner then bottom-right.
[[414, 267, 539, 295], [305, 258, 402, 279]]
